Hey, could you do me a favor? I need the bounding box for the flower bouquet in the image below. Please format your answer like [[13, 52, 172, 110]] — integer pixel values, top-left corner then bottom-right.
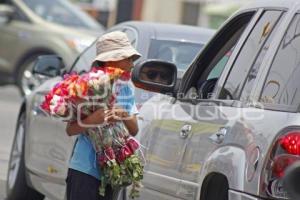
[[40, 67, 144, 198]]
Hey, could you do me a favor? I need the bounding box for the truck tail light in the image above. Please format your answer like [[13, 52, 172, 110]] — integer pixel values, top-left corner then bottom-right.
[[279, 132, 300, 155], [263, 131, 300, 199], [272, 154, 299, 178]]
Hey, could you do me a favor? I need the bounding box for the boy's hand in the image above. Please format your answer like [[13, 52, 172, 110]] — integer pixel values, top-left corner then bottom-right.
[[84, 108, 105, 125], [104, 106, 129, 123]]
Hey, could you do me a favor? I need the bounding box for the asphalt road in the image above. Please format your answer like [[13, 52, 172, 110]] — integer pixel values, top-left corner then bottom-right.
[[0, 85, 22, 200], [0, 181, 5, 200]]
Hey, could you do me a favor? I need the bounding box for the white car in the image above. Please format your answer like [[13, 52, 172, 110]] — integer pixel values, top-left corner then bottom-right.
[[6, 21, 214, 200]]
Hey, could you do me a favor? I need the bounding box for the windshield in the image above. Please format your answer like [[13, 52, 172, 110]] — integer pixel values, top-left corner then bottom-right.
[[147, 39, 203, 70], [22, 0, 102, 30]]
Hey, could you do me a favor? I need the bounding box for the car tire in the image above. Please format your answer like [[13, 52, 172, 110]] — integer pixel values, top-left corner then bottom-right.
[[200, 173, 228, 200], [6, 111, 44, 200]]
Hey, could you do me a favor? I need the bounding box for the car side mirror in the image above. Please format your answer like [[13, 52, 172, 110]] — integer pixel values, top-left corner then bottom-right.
[[32, 55, 65, 77], [132, 59, 177, 94], [0, 5, 15, 24]]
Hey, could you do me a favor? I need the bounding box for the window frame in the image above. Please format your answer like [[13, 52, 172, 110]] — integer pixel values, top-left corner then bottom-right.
[[255, 11, 300, 112], [219, 10, 284, 101], [240, 12, 286, 103], [177, 9, 263, 107]]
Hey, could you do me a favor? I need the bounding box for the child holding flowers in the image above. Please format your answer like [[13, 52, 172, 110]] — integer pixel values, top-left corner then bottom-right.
[[65, 31, 141, 200]]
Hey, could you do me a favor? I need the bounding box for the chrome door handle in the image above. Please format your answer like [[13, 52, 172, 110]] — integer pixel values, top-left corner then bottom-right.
[[209, 127, 228, 144], [180, 124, 192, 139]]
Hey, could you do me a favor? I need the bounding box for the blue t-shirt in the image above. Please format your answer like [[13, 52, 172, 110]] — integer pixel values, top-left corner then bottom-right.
[[69, 81, 138, 179]]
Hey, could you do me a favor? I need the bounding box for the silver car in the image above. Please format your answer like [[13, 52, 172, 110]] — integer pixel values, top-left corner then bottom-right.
[[0, 0, 104, 95], [6, 21, 214, 200], [131, 0, 300, 200]]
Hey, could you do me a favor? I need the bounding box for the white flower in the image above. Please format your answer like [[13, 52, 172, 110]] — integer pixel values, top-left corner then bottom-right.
[[89, 70, 105, 79], [50, 95, 67, 116], [88, 76, 110, 91]]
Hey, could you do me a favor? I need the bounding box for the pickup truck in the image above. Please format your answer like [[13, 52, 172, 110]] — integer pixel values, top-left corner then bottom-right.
[[132, 0, 300, 199]]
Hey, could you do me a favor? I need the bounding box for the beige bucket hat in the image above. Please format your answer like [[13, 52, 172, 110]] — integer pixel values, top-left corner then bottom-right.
[[94, 31, 141, 62]]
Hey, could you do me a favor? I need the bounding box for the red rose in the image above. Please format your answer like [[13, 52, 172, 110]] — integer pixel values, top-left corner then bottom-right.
[[120, 71, 131, 81], [98, 153, 108, 167], [116, 145, 133, 163], [40, 101, 50, 113], [127, 138, 140, 152], [45, 93, 53, 102], [104, 147, 116, 160], [116, 150, 125, 163], [124, 145, 133, 157]]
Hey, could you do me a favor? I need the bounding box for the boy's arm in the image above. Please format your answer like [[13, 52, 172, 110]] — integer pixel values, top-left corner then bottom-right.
[[122, 115, 139, 136], [66, 108, 105, 136]]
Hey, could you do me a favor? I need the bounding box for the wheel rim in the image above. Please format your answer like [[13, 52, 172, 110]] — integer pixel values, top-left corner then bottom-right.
[[7, 115, 25, 191], [21, 60, 40, 95]]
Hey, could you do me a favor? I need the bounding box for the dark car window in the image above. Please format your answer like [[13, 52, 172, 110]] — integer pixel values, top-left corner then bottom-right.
[[187, 11, 256, 100], [241, 12, 285, 102], [148, 39, 203, 70], [0, 1, 29, 22], [260, 14, 300, 110], [13, 4, 30, 22], [219, 10, 283, 100], [0, 0, 9, 4]]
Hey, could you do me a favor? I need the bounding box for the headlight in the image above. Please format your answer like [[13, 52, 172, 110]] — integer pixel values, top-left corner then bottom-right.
[[64, 36, 95, 53]]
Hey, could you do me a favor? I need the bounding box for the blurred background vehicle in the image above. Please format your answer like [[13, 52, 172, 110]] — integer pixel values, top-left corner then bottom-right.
[[5, 21, 214, 200], [0, 0, 105, 95], [70, 0, 250, 30]]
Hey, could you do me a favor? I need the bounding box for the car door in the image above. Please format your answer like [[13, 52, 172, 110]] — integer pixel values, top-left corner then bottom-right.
[[26, 77, 69, 200], [136, 9, 262, 200], [180, 10, 283, 199], [26, 43, 97, 200]]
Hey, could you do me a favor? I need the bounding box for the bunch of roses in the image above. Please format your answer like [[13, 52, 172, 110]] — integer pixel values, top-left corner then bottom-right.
[[40, 67, 143, 198]]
